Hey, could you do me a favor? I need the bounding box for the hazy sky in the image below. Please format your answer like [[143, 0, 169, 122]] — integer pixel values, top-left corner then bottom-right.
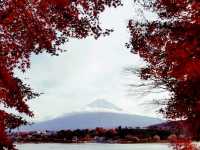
[[16, 0, 169, 121]]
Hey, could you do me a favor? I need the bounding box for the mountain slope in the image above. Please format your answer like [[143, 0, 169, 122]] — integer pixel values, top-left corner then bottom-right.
[[20, 111, 163, 131]]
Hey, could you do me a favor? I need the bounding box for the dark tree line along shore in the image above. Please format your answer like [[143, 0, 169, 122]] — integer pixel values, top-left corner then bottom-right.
[[10, 126, 178, 144]]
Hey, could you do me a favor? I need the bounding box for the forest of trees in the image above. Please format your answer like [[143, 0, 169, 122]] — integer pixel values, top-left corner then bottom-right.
[[0, 0, 199, 149]]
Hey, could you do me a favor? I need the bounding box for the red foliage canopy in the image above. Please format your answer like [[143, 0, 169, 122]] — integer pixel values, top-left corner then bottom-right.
[[128, 0, 200, 139], [0, 0, 121, 149]]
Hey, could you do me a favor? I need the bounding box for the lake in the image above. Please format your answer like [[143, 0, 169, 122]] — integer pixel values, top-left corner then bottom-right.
[[16, 143, 172, 150]]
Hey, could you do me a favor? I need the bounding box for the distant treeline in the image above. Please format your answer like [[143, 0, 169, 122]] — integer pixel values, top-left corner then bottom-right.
[[10, 126, 177, 143]]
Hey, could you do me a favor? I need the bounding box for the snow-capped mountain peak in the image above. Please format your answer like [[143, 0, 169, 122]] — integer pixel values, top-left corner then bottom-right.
[[19, 99, 164, 131], [84, 99, 122, 112]]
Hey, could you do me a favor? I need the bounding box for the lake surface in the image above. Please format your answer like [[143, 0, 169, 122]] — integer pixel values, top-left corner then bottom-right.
[[16, 143, 172, 150]]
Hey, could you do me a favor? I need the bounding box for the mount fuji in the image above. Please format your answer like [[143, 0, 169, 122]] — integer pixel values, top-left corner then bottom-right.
[[19, 99, 164, 131]]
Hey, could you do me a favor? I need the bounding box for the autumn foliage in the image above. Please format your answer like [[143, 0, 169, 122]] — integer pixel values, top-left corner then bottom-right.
[[0, 0, 121, 149], [170, 139, 199, 150], [128, 0, 200, 142], [1, 0, 199, 149]]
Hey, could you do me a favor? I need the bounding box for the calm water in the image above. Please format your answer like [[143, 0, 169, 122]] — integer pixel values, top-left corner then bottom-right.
[[16, 143, 172, 150]]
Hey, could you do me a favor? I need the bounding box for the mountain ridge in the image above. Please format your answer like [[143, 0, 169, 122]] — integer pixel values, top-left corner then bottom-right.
[[19, 111, 163, 131]]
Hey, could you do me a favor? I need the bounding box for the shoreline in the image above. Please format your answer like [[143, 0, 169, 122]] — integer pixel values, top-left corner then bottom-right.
[[15, 141, 170, 144]]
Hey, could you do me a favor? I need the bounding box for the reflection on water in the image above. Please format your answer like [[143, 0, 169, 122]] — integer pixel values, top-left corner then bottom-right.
[[16, 143, 172, 150]]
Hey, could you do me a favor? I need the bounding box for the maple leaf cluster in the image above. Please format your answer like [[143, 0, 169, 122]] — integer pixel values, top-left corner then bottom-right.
[[128, 0, 200, 140], [0, 0, 121, 149]]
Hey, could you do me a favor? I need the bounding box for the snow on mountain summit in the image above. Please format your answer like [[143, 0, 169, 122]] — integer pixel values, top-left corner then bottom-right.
[[84, 99, 122, 112]]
